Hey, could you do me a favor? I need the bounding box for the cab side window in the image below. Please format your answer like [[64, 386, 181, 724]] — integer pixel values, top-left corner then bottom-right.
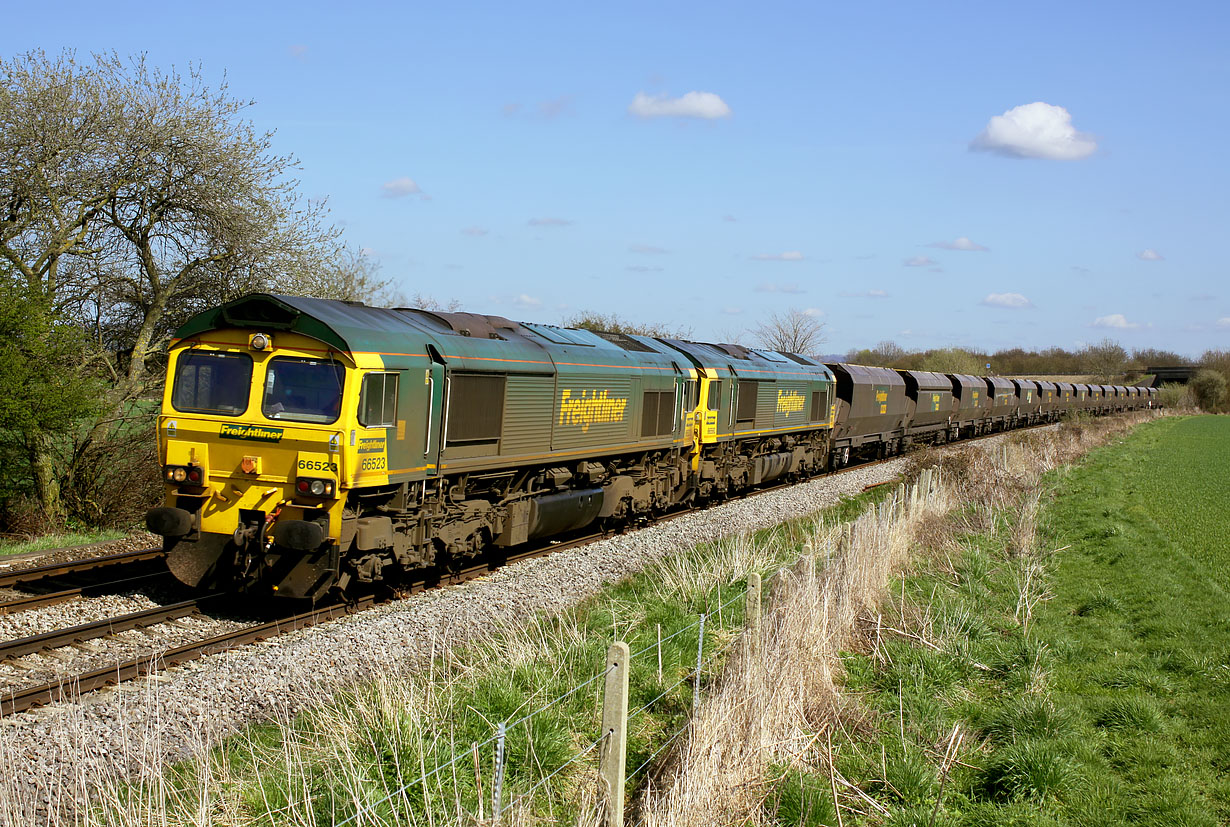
[[360, 372, 399, 428]]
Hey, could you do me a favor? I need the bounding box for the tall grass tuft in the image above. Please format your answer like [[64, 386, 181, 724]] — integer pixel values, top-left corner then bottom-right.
[[641, 470, 956, 825]]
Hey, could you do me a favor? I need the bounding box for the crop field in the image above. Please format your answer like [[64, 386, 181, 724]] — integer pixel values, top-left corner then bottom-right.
[[1104, 415, 1230, 588], [832, 415, 1230, 826]]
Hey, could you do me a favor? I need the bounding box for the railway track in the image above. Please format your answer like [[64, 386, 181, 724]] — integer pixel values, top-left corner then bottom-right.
[[0, 418, 1065, 717], [0, 597, 372, 716], [0, 571, 175, 615], [0, 547, 165, 590]]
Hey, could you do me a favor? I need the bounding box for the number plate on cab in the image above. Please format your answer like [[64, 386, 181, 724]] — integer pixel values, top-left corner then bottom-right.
[[296, 452, 338, 478]]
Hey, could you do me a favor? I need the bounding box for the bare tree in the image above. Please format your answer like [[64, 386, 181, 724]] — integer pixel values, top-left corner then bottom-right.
[[1080, 338, 1128, 381], [0, 50, 382, 522], [563, 309, 692, 339], [847, 340, 906, 366], [753, 308, 827, 357], [389, 290, 463, 312]]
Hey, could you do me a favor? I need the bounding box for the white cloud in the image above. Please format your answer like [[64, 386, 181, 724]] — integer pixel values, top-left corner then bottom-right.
[[982, 292, 1033, 309], [513, 294, 541, 308], [381, 177, 423, 198], [461, 226, 488, 237], [626, 265, 664, 273], [752, 251, 804, 262], [628, 91, 732, 120], [803, 307, 825, 317], [1092, 314, 1140, 330], [867, 288, 889, 298], [755, 283, 806, 294], [528, 217, 572, 227], [904, 255, 937, 267], [1137, 249, 1164, 261], [722, 306, 744, 315], [929, 236, 989, 251], [970, 102, 1097, 161], [840, 288, 890, 298], [1217, 317, 1230, 328], [629, 244, 669, 255]]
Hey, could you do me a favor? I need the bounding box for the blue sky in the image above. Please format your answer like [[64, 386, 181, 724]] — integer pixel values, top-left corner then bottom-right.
[[7, 1, 1229, 356]]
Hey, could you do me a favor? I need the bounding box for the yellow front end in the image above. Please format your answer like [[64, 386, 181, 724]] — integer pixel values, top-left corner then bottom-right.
[[148, 329, 376, 600]]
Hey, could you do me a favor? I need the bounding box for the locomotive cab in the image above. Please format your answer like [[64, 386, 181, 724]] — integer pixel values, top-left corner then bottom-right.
[[147, 294, 430, 602], [149, 331, 355, 600]]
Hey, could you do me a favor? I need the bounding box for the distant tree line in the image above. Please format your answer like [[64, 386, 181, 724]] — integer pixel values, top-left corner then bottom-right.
[[845, 339, 1194, 380], [0, 51, 383, 533]]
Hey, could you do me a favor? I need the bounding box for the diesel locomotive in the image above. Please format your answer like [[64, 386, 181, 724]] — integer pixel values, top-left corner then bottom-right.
[[145, 293, 1154, 602]]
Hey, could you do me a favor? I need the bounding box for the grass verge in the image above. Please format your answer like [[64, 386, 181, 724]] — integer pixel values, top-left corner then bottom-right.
[[812, 414, 1230, 826], [0, 528, 128, 558]]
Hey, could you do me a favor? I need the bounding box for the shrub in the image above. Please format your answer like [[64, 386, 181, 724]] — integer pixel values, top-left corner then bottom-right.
[[1189, 369, 1227, 413], [1157, 382, 1190, 409]]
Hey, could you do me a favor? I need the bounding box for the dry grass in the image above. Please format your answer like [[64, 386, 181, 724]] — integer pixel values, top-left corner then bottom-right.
[[639, 473, 955, 826]]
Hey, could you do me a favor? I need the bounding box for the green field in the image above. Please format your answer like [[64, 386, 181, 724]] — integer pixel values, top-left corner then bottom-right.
[[830, 416, 1230, 826]]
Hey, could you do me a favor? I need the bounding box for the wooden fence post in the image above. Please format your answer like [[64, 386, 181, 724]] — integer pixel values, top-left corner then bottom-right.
[[599, 641, 630, 827], [745, 572, 762, 641]]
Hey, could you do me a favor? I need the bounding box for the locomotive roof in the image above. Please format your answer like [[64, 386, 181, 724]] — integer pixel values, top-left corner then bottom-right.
[[174, 293, 686, 367], [176, 294, 833, 381]]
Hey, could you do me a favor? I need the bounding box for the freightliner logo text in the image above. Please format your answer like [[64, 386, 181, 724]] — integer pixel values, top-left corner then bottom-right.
[[219, 424, 284, 443], [559, 389, 629, 433], [776, 390, 806, 414]]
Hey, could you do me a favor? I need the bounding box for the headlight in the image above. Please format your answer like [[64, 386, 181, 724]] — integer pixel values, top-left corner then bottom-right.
[[164, 465, 204, 486], [310, 480, 326, 496]]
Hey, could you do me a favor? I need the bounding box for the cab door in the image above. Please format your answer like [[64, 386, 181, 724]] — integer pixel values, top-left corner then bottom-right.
[[424, 345, 446, 476], [671, 362, 687, 440]]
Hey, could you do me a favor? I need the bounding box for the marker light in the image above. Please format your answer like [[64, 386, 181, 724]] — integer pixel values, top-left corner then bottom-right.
[[295, 477, 335, 499], [250, 333, 271, 351]]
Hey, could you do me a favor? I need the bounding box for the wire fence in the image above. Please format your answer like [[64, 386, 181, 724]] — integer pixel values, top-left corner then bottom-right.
[[332, 571, 757, 822]]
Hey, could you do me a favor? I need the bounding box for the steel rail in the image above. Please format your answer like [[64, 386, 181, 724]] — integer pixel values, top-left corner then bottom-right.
[[1, 597, 374, 716], [0, 597, 214, 661], [0, 547, 165, 589], [0, 571, 174, 616]]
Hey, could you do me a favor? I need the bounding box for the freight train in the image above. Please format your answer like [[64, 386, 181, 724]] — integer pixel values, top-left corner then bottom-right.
[[146, 294, 1155, 601]]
